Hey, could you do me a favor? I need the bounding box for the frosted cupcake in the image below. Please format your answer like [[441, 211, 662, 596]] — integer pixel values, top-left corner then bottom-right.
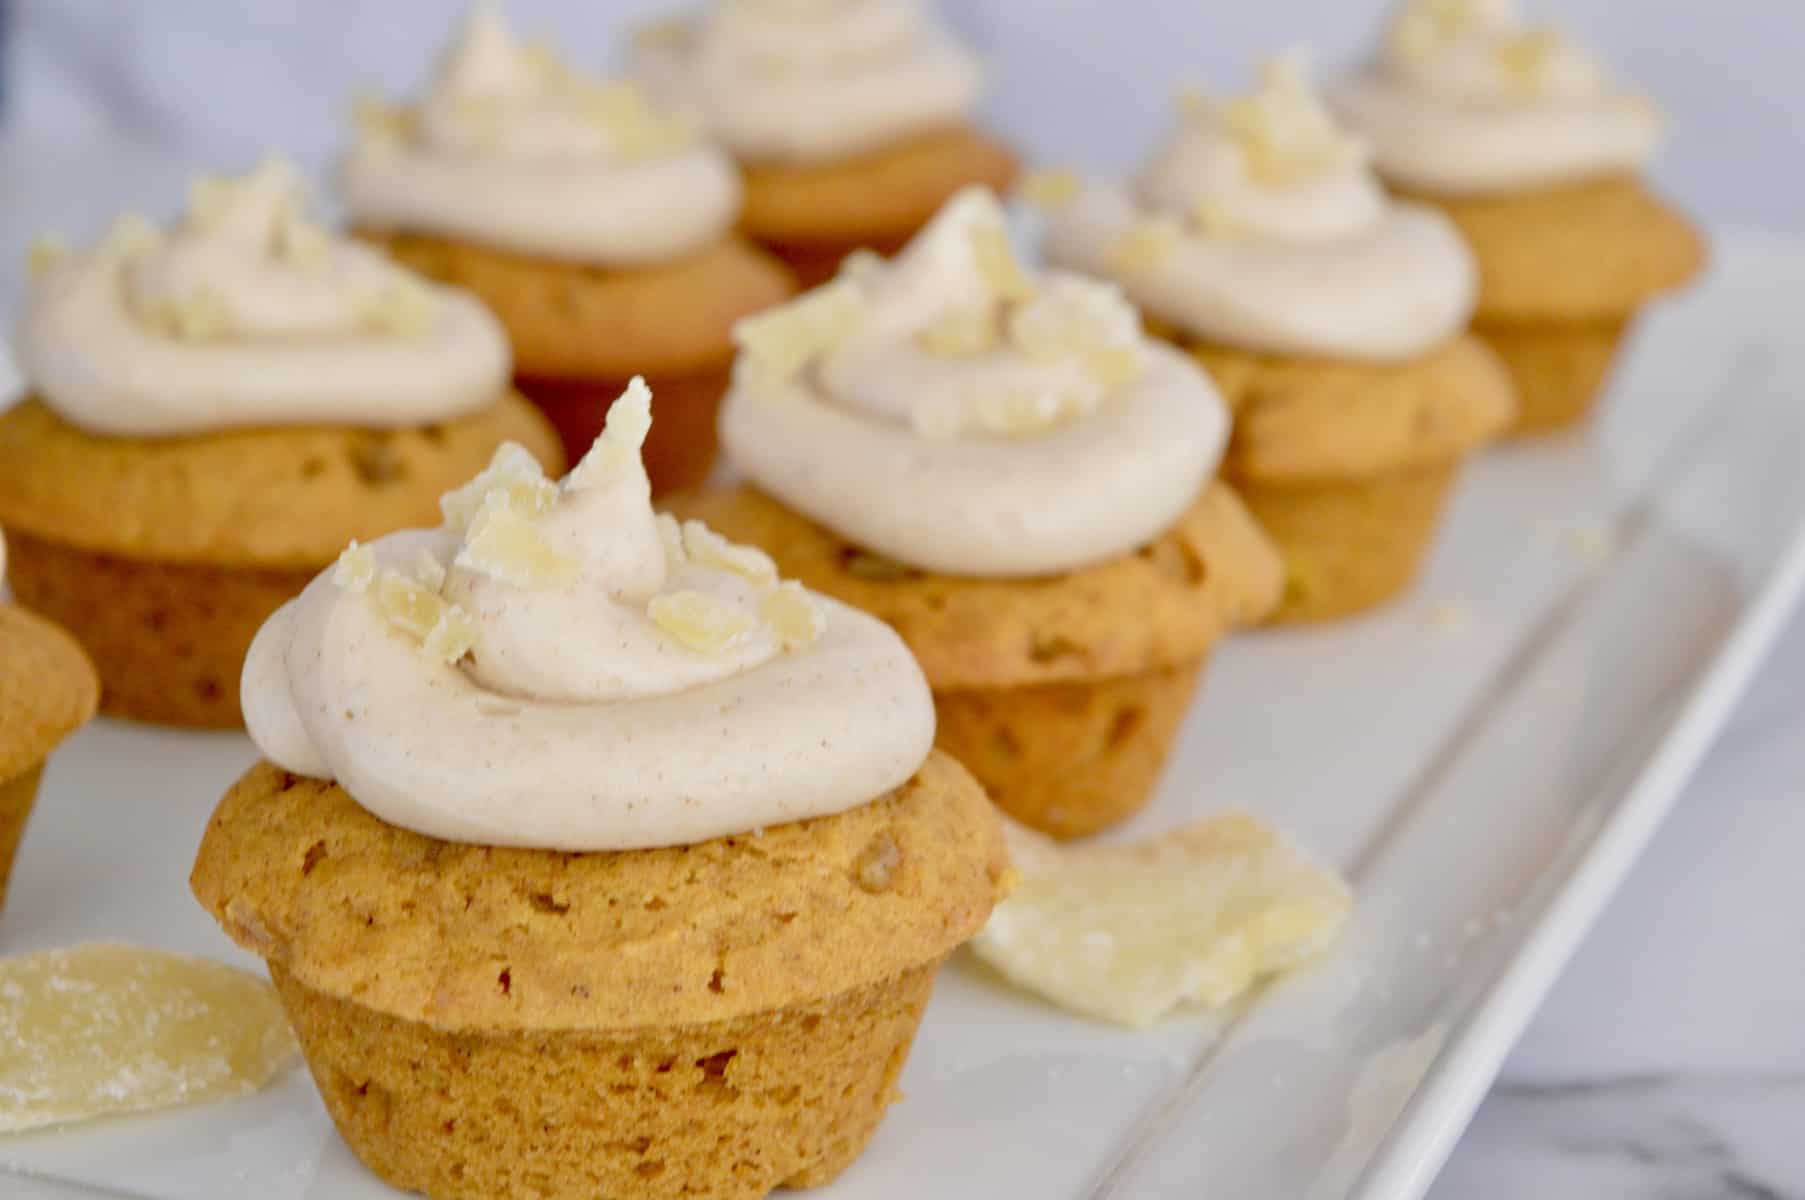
[[0, 160, 559, 727], [633, 0, 1019, 286], [192, 383, 1006, 1200], [679, 190, 1282, 839], [1043, 57, 1515, 623], [0, 530, 99, 917], [1334, 0, 1705, 433], [343, 1, 795, 490]]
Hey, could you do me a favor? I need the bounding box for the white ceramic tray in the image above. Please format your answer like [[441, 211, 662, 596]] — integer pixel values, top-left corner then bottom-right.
[[5, 234, 1805, 1200]]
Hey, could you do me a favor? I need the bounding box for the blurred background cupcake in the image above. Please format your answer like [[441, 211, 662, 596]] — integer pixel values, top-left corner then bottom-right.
[[631, 0, 1020, 286], [344, 1, 794, 492], [0, 161, 558, 727]]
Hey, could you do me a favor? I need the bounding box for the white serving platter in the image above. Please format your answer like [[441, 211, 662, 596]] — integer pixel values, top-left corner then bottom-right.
[[4, 233, 1804, 1200]]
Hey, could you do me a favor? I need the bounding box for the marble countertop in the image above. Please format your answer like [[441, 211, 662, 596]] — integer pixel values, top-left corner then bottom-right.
[[3, 135, 1801, 1200]]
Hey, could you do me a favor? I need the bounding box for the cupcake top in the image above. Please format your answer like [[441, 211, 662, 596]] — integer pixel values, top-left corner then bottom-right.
[[341, 1, 741, 265], [1040, 55, 1476, 363], [16, 159, 510, 439], [632, 0, 985, 165], [1333, 0, 1662, 196], [719, 188, 1228, 578], [241, 380, 935, 852]]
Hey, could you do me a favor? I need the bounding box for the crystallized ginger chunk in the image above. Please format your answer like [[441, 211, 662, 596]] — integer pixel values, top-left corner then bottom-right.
[[681, 520, 777, 584], [567, 377, 654, 490], [649, 590, 756, 654], [1017, 168, 1082, 212], [331, 540, 378, 592], [441, 443, 559, 531], [969, 220, 1036, 303], [0, 943, 296, 1133], [970, 815, 1351, 1028], [455, 495, 578, 588], [761, 580, 826, 649], [733, 281, 865, 386], [1108, 217, 1182, 274]]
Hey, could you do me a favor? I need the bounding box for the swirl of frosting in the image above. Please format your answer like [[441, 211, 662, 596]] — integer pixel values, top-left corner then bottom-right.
[[631, 0, 984, 164], [1332, 0, 1662, 195], [1041, 56, 1476, 362], [720, 188, 1226, 578], [340, 1, 741, 264], [17, 160, 509, 439], [242, 379, 936, 851]]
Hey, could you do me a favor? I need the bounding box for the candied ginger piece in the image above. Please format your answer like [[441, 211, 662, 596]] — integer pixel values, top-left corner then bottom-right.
[[1193, 197, 1240, 240], [918, 306, 1000, 357], [277, 215, 331, 269], [441, 442, 559, 531], [99, 213, 162, 262], [1221, 53, 1357, 185], [1495, 29, 1560, 88], [1008, 276, 1142, 361], [761, 581, 826, 649], [649, 590, 756, 654], [413, 548, 448, 592], [682, 520, 777, 584], [361, 279, 438, 337], [567, 377, 654, 490], [332, 541, 378, 592], [1086, 346, 1146, 390], [376, 568, 452, 639], [1018, 168, 1082, 212], [26, 234, 68, 280], [969, 220, 1036, 303], [1390, 0, 1487, 59], [0, 942, 296, 1134], [973, 386, 1069, 437], [456, 494, 578, 588], [421, 604, 479, 665], [1108, 217, 1181, 274], [734, 281, 865, 385], [969, 814, 1351, 1028], [351, 92, 415, 145]]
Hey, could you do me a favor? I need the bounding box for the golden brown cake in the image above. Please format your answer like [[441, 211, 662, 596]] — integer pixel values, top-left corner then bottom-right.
[[341, 5, 797, 492], [369, 231, 794, 488], [1334, 0, 1706, 434], [1043, 58, 1515, 623], [0, 564, 100, 912], [701, 190, 1282, 837], [0, 396, 559, 728], [675, 484, 1279, 838], [194, 757, 1004, 1200], [193, 389, 1005, 1200], [740, 127, 1022, 287], [630, 1, 1019, 286], [1190, 336, 1515, 623], [1408, 178, 1706, 433]]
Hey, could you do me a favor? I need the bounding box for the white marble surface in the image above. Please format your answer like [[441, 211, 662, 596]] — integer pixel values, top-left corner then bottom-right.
[[3, 138, 1803, 1200]]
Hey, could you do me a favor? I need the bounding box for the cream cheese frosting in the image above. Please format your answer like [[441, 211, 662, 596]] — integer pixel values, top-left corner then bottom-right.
[[720, 188, 1227, 578], [631, 0, 985, 164], [1332, 0, 1662, 196], [1042, 56, 1476, 362], [16, 160, 509, 438], [242, 379, 936, 851], [341, 1, 741, 264]]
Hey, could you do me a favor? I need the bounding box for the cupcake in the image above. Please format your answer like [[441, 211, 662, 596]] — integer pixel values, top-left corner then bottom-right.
[[0, 160, 560, 728], [1334, 0, 1706, 434], [191, 382, 1006, 1200], [0, 529, 100, 916], [343, 1, 795, 491], [1043, 56, 1515, 623], [632, 0, 1019, 287], [678, 189, 1282, 839]]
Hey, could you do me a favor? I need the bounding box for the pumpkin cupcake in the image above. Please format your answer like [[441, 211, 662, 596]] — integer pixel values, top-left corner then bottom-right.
[[632, 0, 1019, 287], [1043, 56, 1515, 623], [678, 189, 1282, 839], [192, 383, 1006, 1200], [1334, 0, 1705, 434], [343, 1, 795, 491], [0, 529, 100, 918], [0, 160, 560, 728]]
